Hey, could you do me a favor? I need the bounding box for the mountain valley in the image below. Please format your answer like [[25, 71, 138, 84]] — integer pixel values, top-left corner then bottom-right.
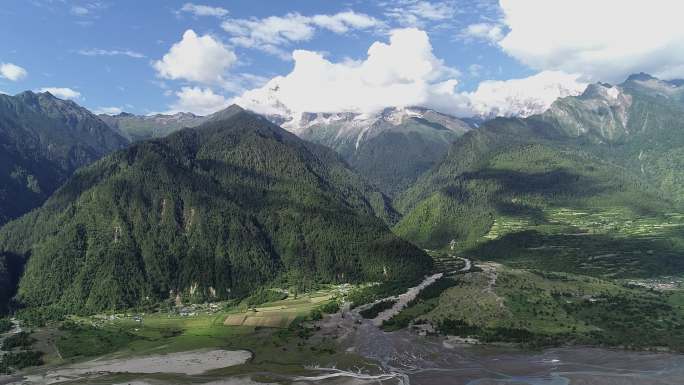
[[1, 74, 684, 385], [5, 2, 684, 382]]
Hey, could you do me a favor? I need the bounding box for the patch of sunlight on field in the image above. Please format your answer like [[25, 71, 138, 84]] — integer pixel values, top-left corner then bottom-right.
[[223, 290, 334, 328], [484, 215, 537, 240], [546, 208, 684, 238]]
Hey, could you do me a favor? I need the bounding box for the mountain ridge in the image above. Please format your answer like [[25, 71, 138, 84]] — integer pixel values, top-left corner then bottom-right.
[[0, 107, 429, 314], [394, 74, 684, 278], [0, 90, 128, 226]]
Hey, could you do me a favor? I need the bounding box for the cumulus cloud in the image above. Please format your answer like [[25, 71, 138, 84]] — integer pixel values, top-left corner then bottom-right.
[[0, 62, 28, 81], [234, 28, 469, 116], [38, 87, 81, 100], [232, 27, 591, 119], [221, 11, 381, 59], [459, 23, 504, 44], [167, 86, 230, 115], [153, 30, 237, 86], [466, 71, 588, 118], [93, 106, 123, 115], [78, 49, 145, 58], [498, 0, 684, 81], [385, 1, 456, 27], [180, 3, 229, 17]]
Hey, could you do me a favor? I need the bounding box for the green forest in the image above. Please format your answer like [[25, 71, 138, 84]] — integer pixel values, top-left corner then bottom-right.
[[0, 109, 431, 315]]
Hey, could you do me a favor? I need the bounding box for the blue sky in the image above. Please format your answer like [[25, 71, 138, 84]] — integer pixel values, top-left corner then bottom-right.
[[1, 1, 683, 117]]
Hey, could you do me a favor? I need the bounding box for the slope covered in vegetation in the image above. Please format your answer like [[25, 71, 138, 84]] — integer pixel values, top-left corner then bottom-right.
[[0, 91, 128, 226], [0, 107, 430, 314], [395, 75, 684, 278]]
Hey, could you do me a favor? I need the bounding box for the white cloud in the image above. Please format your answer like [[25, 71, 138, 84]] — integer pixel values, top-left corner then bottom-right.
[[167, 86, 230, 115], [153, 30, 237, 86], [468, 63, 484, 77], [38, 87, 82, 100], [385, 1, 456, 27], [310, 11, 381, 33], [233, 28, 469, 116], [233, 28, 588, 119], [222, 13, 314, 48], [93, 106, 123, 115], [460, 23, 504, 44], [0, 62, 28, 81], [498, 0, 684, 82], [221, 11, 381, 59], [78, 49, 145, 58], [466, 70, 588, 118], [70, 2, 106, 17], [180, 3, 229, 17], [70, 6, 89, 16]]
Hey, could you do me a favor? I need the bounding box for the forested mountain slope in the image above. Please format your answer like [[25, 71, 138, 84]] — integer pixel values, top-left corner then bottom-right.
[[0, 91, 128, 227], [0, 106, 429, 314], [538, 73, 684, 203], [100, 106, 472, 198], [293, 107, 472, 196], [395, 74, 684, 278]]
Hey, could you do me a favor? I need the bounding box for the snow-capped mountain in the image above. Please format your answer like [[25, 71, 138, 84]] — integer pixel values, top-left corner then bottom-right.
[[273, 106, 474, 196], [281, 106, 470, 149], [465, 71, 589, 120]]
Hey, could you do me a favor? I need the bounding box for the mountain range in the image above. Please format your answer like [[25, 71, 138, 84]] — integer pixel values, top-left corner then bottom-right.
[[282, 107, 473, 196], [98, 111, 205, 142], [0, 91, 128, 227], [100, 106, 474, 197], [0, 106, 428, 313], [395, 74, 684, 277], [0, 73, 682, 314]]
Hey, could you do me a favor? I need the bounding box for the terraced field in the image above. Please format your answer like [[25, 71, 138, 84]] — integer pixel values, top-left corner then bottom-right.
[[465, 207, 684, 278], [223, 290, 333, 328], [15, 286, 352, 375]]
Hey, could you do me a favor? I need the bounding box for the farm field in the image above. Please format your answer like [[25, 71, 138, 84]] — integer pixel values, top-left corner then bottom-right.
[[382, 261, 684, 351], [466, 208, 684, 278], [12, 286, 372, 383]]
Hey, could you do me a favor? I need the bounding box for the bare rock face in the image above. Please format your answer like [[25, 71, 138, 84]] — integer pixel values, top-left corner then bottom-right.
[[544, 83, 633, 143]]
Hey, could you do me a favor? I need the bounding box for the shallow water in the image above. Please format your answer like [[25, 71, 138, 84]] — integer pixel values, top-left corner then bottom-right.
[[248, 296, 678, 385], [8, 330, 683, 385], [6, 308, 684, 385], [345, 321, 684, 385]]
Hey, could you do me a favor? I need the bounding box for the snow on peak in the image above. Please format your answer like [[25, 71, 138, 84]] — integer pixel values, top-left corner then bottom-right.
[[466, 71, 588, 119], [277, 107, 428, 134]]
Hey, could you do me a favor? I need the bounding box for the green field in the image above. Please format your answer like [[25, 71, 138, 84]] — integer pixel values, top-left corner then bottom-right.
[[16, 286, 370, 379], [384, 262, 684, 350], [462, 208, 684, 279]]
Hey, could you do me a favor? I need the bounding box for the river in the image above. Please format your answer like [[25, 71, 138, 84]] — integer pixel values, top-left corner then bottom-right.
[[297, 268, 684, 385], [6, 269, 684, 385]]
